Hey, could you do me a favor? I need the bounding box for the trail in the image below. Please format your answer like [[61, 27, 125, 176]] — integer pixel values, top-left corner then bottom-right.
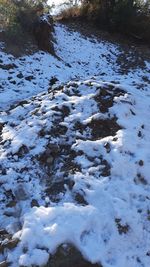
[[0, 22, 150, 267]]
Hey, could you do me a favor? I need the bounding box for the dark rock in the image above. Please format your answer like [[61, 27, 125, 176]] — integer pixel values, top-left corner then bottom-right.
[[10, 80, 16, 85], [31, 199, 39, 207], [100, 159, 111, 177], [104, 142, 111, 153], [48, 244, 101, 267], [3, 238, 19, 250], [6, 200, 17, 208], [0, 123, 4, 134], [138, 131, 142, 137], [25, 75, 34, 81], [0, 229, 8, 236], [17, 73, 24, 79], [139, 160, 144, 166], [115, 218, 129, 235], [0, 63, 17, 70], [74, 192, 88, 206], [136, 173, 147, 185], [49, 77, 59, 86], [15, 144, 29, 157], [87, 118, 121, 140], [45, 180, 66, 203]]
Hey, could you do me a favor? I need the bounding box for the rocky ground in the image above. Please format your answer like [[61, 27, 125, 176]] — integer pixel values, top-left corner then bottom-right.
[[0, 21, 150, 267]]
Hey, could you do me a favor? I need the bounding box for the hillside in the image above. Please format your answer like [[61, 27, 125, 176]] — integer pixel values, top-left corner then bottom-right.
[[0, 21, 150, 267]]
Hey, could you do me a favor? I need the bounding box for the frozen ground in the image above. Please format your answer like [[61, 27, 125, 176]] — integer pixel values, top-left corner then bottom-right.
[[0, 23, 150, 267]]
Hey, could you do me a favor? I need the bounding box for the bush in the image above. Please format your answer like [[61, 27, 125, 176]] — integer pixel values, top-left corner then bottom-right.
[[59, 0, 150, 44], [0, 0, 50, 39]]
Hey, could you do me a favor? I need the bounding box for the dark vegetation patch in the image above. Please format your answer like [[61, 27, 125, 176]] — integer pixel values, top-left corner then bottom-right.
[[0, 0, 54, 56]]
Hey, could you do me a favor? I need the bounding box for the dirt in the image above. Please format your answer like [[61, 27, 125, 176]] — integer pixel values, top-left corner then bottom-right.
[[59, 19, 150, 74], [0, 31, 38, 57]]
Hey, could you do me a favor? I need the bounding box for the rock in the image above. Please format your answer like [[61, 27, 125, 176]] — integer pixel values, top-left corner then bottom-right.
[[0, 229, 8, 236], [87, 118, 121, 140], [74, 192, 88, 206], [25, 75, 34, 81], [15, 144, 29, 157], [104, 142, 111, 153], [48, 244, 101, 267], [115, 218, 129, 235], [0, 63, 17, 70], [14, 185, 28, 201], [139, 160, 144, 166], [31, 199, 39, 207], [49, 77, 58, 86], [17, 73, 24, 79], [3, 238, 19, 250], [138, 131, 142, 137], [6, 200, 17, 208], [10, 80, 16, 85], [1, 169, 6, 175]]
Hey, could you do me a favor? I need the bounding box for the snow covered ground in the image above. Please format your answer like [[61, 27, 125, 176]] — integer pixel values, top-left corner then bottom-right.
[[0, 23, 150, 266]]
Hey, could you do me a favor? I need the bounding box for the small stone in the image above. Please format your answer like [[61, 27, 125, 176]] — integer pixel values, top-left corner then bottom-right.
[[2, 169, 6, 175], [49, 77, 58, 86], [146, 251, 150, 256], [104, 142, 111, 153], [31, 199, 39, 207], [3, 238, 19, 250], [139, 160, 144, 166], [25, 75, 34, 81], [17, 73, 23, 79], [138, 131, 142, 137], [6, 200, 17, 208], [74, 193, 88, 206], [10, 80, 16, 85]]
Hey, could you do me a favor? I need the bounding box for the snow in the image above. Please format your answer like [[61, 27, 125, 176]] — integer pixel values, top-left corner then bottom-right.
[[0, 22, 150, 267]]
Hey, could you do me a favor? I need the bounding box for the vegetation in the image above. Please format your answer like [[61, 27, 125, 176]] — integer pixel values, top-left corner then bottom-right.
[[0, 0, 50, 42], [59, 0, 150, 44]]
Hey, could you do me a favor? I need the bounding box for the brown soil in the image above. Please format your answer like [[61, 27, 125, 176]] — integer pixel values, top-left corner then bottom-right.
[[57, 19, 150, 74], [0, 31, 38, 57]]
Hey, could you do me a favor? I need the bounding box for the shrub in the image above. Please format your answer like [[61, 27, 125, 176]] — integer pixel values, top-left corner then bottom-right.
[[0, 0, 50, 39], [59, 0, 150, 44]]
